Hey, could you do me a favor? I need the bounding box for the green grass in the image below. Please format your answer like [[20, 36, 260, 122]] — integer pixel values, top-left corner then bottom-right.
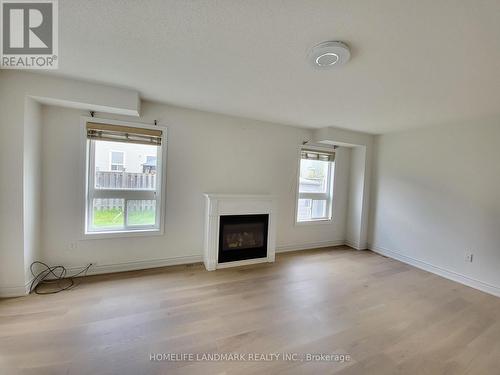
[[93, 209, 155, 227], [127, 210, 155, 226], [93, 209, 124, 227]]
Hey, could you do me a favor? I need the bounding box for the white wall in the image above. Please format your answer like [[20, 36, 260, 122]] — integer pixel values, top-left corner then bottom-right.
[[369, 119, 500, 295], [40, 102, 351, 269], [313, 126, 374, 249], [345, 146, 365, 248], [23, 99, 43, 285], [0, 73, 26, 293], [0, 71, 141, 296]]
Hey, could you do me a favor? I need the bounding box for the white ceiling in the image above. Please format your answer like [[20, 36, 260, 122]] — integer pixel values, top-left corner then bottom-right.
[[45, 0, 500, 134]]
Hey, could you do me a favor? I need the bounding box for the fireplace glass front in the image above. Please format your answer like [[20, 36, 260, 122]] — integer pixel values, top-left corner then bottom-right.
[[218, 214, 269, 263]]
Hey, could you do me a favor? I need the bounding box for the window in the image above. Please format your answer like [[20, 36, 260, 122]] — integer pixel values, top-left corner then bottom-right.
[[296, 147, 335, 223], [85, 121, 164, 235], [110, 151, 124, 171], [143, 155, 157, 173]]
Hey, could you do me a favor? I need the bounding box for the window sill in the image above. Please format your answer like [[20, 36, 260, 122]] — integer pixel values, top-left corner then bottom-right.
[[83, 228, 163, 240], [295, 219, 333, 226]]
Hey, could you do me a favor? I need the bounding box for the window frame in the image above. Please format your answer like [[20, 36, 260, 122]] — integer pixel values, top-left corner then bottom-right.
[[82, 117, 167, 239], [294, 146, 335, 225]]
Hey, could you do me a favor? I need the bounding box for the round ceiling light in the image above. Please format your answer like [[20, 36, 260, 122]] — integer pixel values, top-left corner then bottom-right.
[[309, 41, 351, 69]]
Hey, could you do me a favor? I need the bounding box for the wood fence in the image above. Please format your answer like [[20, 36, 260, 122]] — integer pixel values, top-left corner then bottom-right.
[[94, 171, 157, 211], [94, 199, 155, 212], [95, 171, 157, 190]]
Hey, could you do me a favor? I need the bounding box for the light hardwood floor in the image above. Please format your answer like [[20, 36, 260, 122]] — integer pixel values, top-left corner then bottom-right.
[[1, 246, 500, 375]]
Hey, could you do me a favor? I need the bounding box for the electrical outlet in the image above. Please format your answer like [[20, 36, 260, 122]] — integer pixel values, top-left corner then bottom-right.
[[69, 242, 78, 250], [465, 252, 474, 263]]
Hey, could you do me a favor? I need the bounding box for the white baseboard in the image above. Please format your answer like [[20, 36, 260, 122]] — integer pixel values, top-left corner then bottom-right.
[[67, 254, 203, 276], [344, 239, 368, 250], [0, 278, 34, 298], [1, 240, 356, 298], [370, 244, 500, 298], [0, 285, 28, 298], [276, 239, 345, 253], [0, 255, 203, 298]]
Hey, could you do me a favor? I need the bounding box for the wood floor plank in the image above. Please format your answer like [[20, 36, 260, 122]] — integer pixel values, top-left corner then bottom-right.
[[1, 246, 500, 375]]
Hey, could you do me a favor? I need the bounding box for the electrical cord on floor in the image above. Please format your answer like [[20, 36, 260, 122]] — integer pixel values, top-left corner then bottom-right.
[[29, 261, 93, 295]]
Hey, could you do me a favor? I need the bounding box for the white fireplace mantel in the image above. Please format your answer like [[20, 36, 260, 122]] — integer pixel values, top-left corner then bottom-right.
[[203, 194, 277, 271]]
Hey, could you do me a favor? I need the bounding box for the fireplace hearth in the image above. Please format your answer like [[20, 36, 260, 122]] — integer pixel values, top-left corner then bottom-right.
[[218, 214, 269, 263]]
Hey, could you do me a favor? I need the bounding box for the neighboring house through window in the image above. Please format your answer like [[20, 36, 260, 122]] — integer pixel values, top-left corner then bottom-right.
[[296, 147, 335, 223], [110, 151, 124, 171], [142, 155, 157, 173]]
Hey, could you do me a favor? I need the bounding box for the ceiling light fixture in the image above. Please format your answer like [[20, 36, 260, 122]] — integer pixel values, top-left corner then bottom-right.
[[315, 52, 339, 66], [309, 41, 351, 69]]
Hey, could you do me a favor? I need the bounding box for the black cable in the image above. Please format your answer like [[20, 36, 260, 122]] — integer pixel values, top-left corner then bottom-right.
[[29, 261, 93, 295]]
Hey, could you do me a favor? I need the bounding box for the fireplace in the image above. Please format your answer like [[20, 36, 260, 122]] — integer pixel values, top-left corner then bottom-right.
[[203, 194, 276, 270], [218, 214, 269, 263]]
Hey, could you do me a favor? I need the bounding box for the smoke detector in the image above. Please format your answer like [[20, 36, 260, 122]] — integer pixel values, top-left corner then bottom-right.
[[309, 41, 351, 68]]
